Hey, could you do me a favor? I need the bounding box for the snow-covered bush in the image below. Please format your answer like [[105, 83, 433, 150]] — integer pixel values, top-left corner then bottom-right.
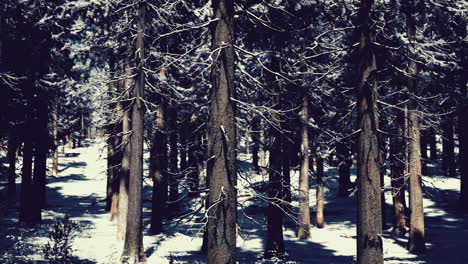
[[42, 216, 77, 263]]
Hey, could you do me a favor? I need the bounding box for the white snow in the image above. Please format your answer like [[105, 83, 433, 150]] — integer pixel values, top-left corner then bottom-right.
[[0, 139, 467, 263]]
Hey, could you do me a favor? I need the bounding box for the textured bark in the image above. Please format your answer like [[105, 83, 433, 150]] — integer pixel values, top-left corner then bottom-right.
[[355, 0, 383, 263], [117, 47, 132, 241], [52, 109, 59, 177], [390, 110, 408, 235], [297, 94, 310, 239], [205, 0, 237, 263], [149, 102, 168, 234], [316, 156, 325, 229], [121, 4, 146, 262], [406, 3, 426, 253]]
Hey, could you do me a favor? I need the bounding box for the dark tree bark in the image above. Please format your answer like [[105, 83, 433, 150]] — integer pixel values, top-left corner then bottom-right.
[[121, 4, 146, 262], [168, 106, 179, 204], [428, 128, 437, 161], [251, 117, 260, 172], [7, 133, 18, 202], [297, 94, 310, 239], [281, 132, 292, 214], [19, 80, 41, 225], [33, 96, 48, 210], [265, 56, 285, 258], [205, 0, 237, 263], [354, 0, 383, 263], [442, 118, 456, 176], [52, 109, 59, 177], [390, 110, 408, 235], [179, 118, 188, 185], [406, 2, 426, 253], [459, 32, 468, 211], [149, 102, 168, 234], [188, 114, 201, 195], [337, 140, 352, 197], [316, 156, 325, 229]]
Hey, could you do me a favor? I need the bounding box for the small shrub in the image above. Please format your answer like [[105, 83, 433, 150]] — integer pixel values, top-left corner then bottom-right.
[[42, 216, 77, 263]]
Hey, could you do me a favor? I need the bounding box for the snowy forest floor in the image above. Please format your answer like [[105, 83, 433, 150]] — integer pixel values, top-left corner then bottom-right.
[[0, 139, 467, 263]]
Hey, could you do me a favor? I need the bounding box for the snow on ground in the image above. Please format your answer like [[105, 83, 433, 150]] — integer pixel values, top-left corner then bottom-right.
[[0, 139, 467, 263]]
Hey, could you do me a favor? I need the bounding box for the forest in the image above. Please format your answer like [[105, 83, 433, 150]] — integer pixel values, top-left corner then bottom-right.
[[0, 0, 467, 263]]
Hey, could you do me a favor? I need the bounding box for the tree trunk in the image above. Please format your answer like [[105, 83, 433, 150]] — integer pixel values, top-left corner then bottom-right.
[[252, 117, 260, 172], [281, 134, 292, 215], [265, 56, 285, 258], [316, 156, 325, 229], [52, 109, 59, 176], [459, 33, 468, 211], [205, 0, 237, 263], [7, 133, 18, 202], [297, 94, 310, 239], [337, 140, 352, 197], [188, 114, 200, 195], [121, 4, 146, 262], [81, 113, 86, 138], [19, 80, 41, 225], [390, 110, 408, 235], [168, 106, 179, 204], [428, 129, 437, 161], [355, 1, 383, 263], [406, 3, 426, 253], [33, 97, 48, 210], [442, 118, 455, 176], [149, 102, 168, 234], [117, 47, 132, 241]]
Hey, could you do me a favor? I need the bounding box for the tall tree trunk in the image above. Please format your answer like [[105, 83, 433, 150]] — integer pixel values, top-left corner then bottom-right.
[[52, 109, 59, 176], [355, 0, 383, 263], [117, 48, 132, 241], [188, 114, 200, 195], [19, 80, 41, 225], [297, 93, 310, 239], [390, 110, 408, 235], [81, 113, 86, 138], [406, 3, 426, 253], [459, 31, 468, 211], [265, 57, 285, 258], [179, 119, 188, 186], [168, 106, 179, 204], [106, 63, 121, 213], [442, 118, 455, 176], [121, 3, 146, 262], [316, 156, 325, 228], [281, 134, 292, 215], [252, 117, 260, 172], [33, 97, 48, 210], [149, 102, 168, 234], [428, 128, 437, 161], [7, 133, 18, 202], [205, 0, 237, 263], [337, 140, 352, 197]]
